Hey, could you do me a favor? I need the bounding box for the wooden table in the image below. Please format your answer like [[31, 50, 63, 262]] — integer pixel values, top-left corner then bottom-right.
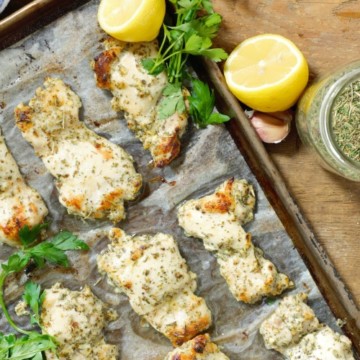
[[267, 129, 360, 307], [213, 0, 360, 308]]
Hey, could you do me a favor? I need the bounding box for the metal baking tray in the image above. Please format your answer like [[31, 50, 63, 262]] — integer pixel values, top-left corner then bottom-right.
[[0, 0, 359, 356]]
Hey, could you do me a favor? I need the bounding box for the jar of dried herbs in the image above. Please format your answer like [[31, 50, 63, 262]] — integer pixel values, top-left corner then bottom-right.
[[296, 61, 360, 181]]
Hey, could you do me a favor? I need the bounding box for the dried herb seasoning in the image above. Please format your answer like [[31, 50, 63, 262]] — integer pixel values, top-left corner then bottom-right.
[[331, 79, 360, 163], [296, 61, 360, 181]]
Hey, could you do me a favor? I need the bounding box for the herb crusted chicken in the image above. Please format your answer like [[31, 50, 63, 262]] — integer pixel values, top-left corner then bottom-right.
[[259, 293, 320, 354], [41, 283, 118, 360], [285, 326, 355, 360], [0, 131, 48, 247], [260, 293, 355, 359], [93, 38, 188, 167], [97, 228, 211, 346], [165, 334, 229, 360], [178, 178, 293, 304], [14, 78, 142, 222]]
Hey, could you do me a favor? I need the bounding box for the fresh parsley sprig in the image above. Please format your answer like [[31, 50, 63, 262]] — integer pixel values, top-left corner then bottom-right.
[[142, 0, 230, 127], [0, 224, 89, 359], [0, 332, 57, 360], [22, 282, 45, 328], [158, 83, 186, 120], [189, 79, 230, 128]]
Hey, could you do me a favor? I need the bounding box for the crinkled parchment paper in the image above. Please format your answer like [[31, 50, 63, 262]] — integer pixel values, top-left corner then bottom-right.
[[0, 1, 348, 358]]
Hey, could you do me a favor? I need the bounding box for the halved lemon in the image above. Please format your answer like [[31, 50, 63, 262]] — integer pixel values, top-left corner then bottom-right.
[[98, 0, 166, 42], [224, 34, 309, 112]]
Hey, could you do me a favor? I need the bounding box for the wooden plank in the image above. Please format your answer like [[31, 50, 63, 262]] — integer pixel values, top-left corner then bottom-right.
[[212, 0, 360, 78]]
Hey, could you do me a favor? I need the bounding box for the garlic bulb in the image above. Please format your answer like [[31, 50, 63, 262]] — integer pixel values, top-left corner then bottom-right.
[[249, 111, 292, 144]]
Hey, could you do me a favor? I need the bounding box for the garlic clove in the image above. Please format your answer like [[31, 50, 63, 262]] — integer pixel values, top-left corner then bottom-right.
[[249, 111, 292, 144]]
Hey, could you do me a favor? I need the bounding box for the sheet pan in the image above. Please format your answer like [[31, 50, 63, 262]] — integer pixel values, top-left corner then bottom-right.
[[0, 0, 359, 357]]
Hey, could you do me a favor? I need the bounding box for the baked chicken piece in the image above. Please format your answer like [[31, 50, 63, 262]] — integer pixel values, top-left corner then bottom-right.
[[260, 293, 355, 360], [178, 178, 293, 304], [97, 228, 211, 346], [259, 293, 320, 354], [93, 38, 188, 167], [14, 78, 142, 222], [164, 334, 229, 360], [285, 326, 355, 360], [41, 283, 118, 360], [0, 130, 48, 247]]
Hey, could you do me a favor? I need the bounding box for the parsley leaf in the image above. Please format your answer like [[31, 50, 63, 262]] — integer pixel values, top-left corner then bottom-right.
[[141, 58, 165, 75], [0, 332, 57, 360], [18, 223, 48, 248], [27, 242, 68, 268], [48, 231, 89, 252], [177, 0, 193, 9], [172, 13, 222, 39], [25, 231, 89, 268], [185, 34, 212, 53], [1, 253, 30, 273], [197, 48, 228, 62], [158, 83, 186, 119], [184, 33, 227, 61], [201, 0, 215, 13], [189, 79, 230, 128], [0, 224, 89, 358], [22, 282, 43, 327]]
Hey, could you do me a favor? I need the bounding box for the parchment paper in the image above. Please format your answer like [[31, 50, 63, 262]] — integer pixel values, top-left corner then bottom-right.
[[0, 1, 348, 358]]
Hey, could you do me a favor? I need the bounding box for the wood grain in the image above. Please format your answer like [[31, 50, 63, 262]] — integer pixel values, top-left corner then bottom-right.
[[213, 0, 360, 79], [212, 0, 360, 307], [267, 130, 360, 306]]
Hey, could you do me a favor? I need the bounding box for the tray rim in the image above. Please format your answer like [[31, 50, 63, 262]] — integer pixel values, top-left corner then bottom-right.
[[0, 0, 359, 355], [195, 58, 360, 353], [0, 0, 89, 49]]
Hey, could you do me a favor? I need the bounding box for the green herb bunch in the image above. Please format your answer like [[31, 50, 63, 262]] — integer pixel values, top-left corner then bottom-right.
[[142, 0, 230, 128], [0, 224, 89, 360]]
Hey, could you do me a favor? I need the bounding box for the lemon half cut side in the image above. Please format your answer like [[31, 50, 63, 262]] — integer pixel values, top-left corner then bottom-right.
[[98, 0, 166, 42], [224, 34, 309, 112]]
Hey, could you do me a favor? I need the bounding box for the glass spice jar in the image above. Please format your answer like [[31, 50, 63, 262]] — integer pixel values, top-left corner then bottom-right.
[[296, 60, 360, 181]]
